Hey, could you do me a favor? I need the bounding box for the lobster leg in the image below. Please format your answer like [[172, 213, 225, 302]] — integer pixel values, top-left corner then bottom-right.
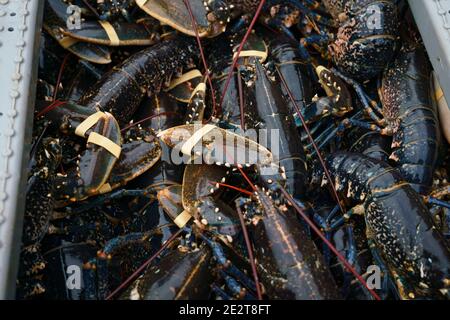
[[311, 203, 362, 273], [339, 225, 358, 296], [307, 128, 339, 156], [425, 197, 450, 210], [305, 102, 389, 155], [330, 68, 386, 128], [283, 0, 335, 27], [430, 185, 450, 199], [329, 206, 358, 230], [367, 238, 395, 300], [211, 284, 233, 300], [345, 225, 357, 267], [307, 116, 380, 155], [312, 205, 341, 264], [82, 262, 99, 300], [156, 175, 258, 299], [200, 235, 257, 294], [294, 65, 354, 132], [83, 232, 157, 299], [304, 121, 338, 151], [300, 33, 330, 47], [312, 213, 333, 264], [426, 185, 450, 214], [294, 98, 335, 126], [218, 270, 256, 300]]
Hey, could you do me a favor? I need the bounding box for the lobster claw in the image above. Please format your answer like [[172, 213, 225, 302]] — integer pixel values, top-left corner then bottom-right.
[[157, 184, 185, 222], [61, 19, 160, 47], [157, 124, 274, 167], [44, 0, 111, 64], [136, 0, 226, 37], [105, 126, 162, 191], [315, 66, 353, 116], [182, 164, 228, 215], [55, 112, 122, 203], [119, 244, 213, 300]]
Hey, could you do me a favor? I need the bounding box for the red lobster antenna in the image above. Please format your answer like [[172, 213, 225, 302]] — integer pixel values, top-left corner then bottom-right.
[[237, 69, 246, 130], [120, 112, 178, 132], [279, 186, 381, 300], [221, 146, 263, 299], [231, 149, 380, 300], [53, 53, 70, 101], [108, 1, 268, 300], [183, 1, 266, 299], [36, 100, 67, 118], [275, 66, 346, 215], [219, 0, 267, 111], [210, 181, 253, 197], [236, 203, 263, 300], [274, 68, 378, 297], [220, 8, 378, 296], [37, 53, 71, 117], [182, 0, 217, 121]]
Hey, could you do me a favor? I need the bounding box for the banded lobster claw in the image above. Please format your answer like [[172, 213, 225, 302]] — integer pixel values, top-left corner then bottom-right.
[[136, 0, 236, 38], [53, 107, 123, 203], [157, 165, 240, 240], [44, 0, 112, 64], [40, 98, 164, 204], [61, 16, 162, 47], [47, 0, 162, 48], [157, 124, 274, 167]]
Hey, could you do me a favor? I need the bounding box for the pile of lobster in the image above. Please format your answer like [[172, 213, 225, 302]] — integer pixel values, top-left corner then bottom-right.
[[18, 0, 450, 300]]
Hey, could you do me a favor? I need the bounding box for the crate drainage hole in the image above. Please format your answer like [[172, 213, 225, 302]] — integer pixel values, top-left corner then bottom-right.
[[8, 27, 13, 32]]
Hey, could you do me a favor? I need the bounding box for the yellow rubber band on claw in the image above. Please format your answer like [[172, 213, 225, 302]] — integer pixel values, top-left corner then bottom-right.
[[167, 69, 203, 91], [99, 20, 120, 46], [315, 65, 329, 77], [135, 0, 149, 8], [75, 111, 105, 138], [181, 124, 216, 156], [173, 210, 192, 228], [232, 50, 267, 62], [436, 87, 444, 102], [87, 132, 122, 158], [98, 183, 113, 194], [59, 36, 78, 49], [189, 82, 206, 100]]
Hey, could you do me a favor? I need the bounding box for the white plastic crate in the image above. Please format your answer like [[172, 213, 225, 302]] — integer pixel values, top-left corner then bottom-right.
[[0, 0, 44, 299], [409, 0, 450, 107], [0, 0, 447, 300]]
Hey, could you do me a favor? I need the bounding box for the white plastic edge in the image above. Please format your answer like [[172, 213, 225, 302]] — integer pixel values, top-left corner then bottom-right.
[[0, 0, 44, 299], [409, 0, 450, 108]]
